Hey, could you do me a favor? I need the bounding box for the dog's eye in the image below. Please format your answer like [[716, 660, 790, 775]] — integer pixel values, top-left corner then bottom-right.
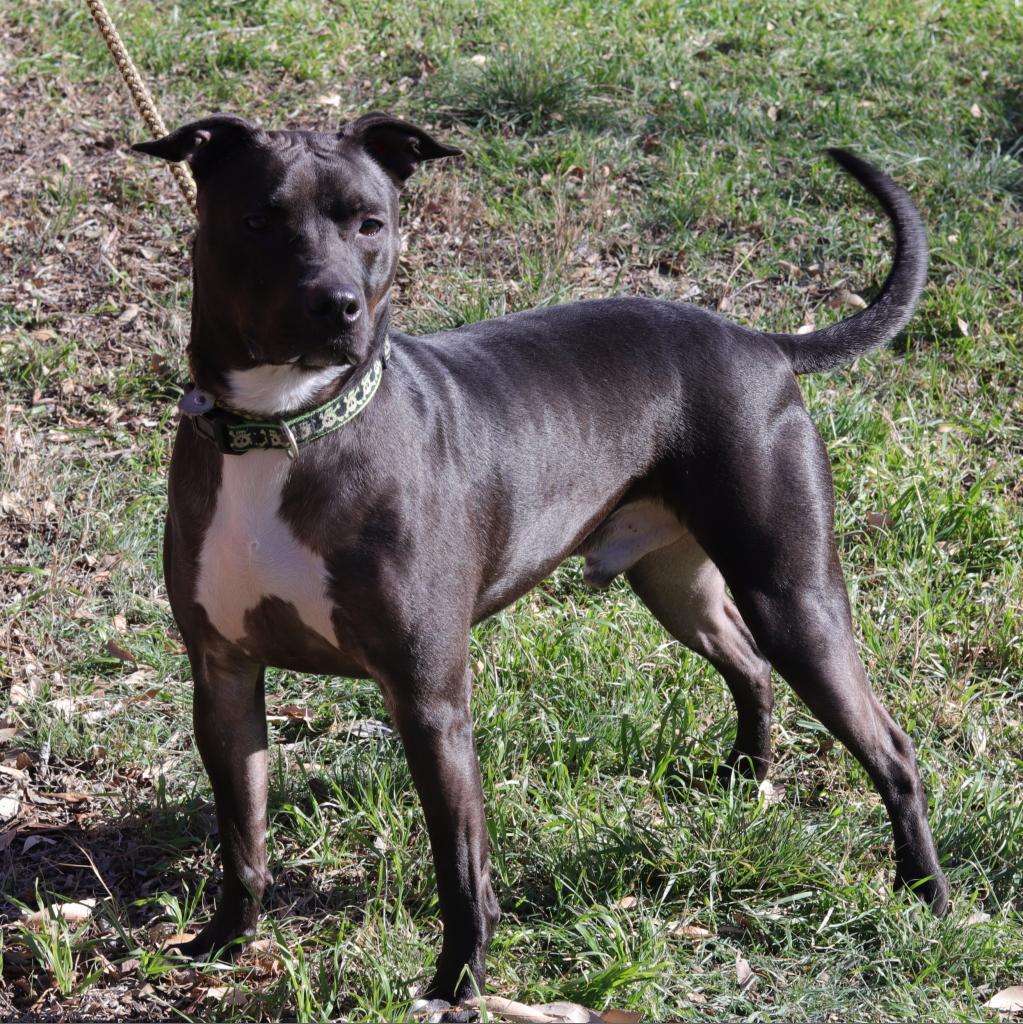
[[359, 218, 384, 236], [245, 214, 269, 231]]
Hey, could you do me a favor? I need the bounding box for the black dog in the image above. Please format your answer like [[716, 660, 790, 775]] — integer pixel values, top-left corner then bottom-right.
[[132, 113, 948, 1005]]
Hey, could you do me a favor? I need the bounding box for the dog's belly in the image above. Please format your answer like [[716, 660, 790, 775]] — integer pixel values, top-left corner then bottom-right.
[[196, 450, 338, 654]]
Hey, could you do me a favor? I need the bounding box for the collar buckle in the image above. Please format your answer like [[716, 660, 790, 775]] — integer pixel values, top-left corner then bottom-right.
[[277, 418, 300, 460]]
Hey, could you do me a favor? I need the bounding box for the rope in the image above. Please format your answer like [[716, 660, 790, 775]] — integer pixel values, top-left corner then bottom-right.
[[83, 0, 197, 214]]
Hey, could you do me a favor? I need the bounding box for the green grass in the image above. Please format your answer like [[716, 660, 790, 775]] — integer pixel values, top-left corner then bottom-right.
[[1, 0, 1021, 1020]]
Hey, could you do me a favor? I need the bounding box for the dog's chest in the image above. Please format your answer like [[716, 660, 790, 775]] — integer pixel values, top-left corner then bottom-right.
[[195, 451, 337, 649]]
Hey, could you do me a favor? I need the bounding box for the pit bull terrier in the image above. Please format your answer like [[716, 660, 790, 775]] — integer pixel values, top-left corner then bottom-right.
[[132, 113, 948, 1006]]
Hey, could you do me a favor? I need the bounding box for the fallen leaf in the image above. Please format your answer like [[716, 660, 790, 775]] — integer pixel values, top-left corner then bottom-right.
[[616, 895, 639, 910], [346, 718, 393, 739], [957, 316, 970, 337], [866, 510, 896, 532], [106, 638, 136, 662], [115, 305, 140, 326], [965, 910, 991, 925], [163, 932, 196, 948], [317, 93, 342, 108], [601, 1011, 643, 1023], [985, 987, 1023, 1012], [736, 952, 756, 992], [0, 796, 20, 820], [470, 54, 488, 65], [268, 704, 312, 722], [10, 679, 40, 705], [0, 725, 19, 743], [795, 324, 815, 335], [24, 898, 96, 929], [667, 922, 715, 940], [758, 778, 784, 804], [112, 613, 128, 632], [0, 830, 16, 852], [826, 289, 867, 310], [206, 985, 248, 1008], [969, 102, 982, 118]]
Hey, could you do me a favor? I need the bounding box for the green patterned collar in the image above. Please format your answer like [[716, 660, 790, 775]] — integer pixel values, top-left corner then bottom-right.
[[180, 337, 391, 458]]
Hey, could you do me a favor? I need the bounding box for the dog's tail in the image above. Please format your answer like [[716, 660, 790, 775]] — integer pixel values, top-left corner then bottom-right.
[[771, 148, 927, 375]]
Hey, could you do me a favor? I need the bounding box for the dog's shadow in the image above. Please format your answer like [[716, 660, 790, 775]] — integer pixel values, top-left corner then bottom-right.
[[0, 792, 369, 934]]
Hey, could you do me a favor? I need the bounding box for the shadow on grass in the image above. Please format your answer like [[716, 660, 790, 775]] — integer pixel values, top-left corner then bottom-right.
[[0, 793, 372, 932]]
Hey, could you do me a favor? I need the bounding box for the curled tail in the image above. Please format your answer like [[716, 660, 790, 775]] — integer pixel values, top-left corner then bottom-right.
[[772, 148, 928, 375]]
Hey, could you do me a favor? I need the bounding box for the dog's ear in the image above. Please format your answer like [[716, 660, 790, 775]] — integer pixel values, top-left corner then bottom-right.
[[131, 114, 261, 176], [346, 112, 461, 185]]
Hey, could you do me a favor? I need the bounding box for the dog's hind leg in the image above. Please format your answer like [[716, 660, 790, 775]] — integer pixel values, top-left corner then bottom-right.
[[685, 392, 948, 914], [627, 534, 774, 781]]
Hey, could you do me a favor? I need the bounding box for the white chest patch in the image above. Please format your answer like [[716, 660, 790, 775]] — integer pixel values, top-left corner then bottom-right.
[[227, 363, 345, 417], [195, 449, 338, 648]]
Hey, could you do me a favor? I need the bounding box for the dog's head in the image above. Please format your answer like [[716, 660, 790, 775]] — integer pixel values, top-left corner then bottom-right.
[[133, 113, 459, 413]]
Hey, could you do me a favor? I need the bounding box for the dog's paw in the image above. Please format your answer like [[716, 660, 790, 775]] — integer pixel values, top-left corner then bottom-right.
[[895, 869, 950, 917], [163, 922, 248, 962], [409, 998, 451, 1023]]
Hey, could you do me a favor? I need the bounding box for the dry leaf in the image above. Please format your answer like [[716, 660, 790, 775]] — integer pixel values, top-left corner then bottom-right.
[[616, 895, 639, 910], [866, 510, 896, 532], [268, 704, 312, 722], [736, 952, 756, 992], [957, 317, 970, 337], [106, 638, 136, 662], [470, 54, 488, 65], [115, 304, 141, 326], [969, 102, 982, 118], [601, 1011, 643, 1023], [0, 796, 20, 820], [826, 289, 867, 310], [0, 725, 19, 743], [112, 613, 128, 632], [795, 324, 815, 335], [667, 922, 715, 940], [10, 679, 40, 705], [163, 932, 196, 948], [24, 898, 96, 929], [965, 910, 991, 925], [347, 718, 393, 739], [0, 830, 17, 852], [985, 987, 1023, 1011], [24, 835, 56, 850], [316, 93, 342, 108], [51, 791, 90, 804], [205, 985, 248, 1008]]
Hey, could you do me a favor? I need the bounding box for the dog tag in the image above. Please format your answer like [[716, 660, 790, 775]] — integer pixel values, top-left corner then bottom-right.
[[179, 388, 216, 415]]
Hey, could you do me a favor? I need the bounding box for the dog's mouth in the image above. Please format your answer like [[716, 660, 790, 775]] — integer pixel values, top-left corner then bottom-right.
[[262, 336, 362, 372]]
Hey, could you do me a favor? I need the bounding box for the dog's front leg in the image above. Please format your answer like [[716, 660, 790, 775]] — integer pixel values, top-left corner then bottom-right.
[[170, 645, 270, 959], [383, 658, 500, 1004]]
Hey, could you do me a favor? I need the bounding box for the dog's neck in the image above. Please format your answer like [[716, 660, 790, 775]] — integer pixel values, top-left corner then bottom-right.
[[188, 278, 394, 419]]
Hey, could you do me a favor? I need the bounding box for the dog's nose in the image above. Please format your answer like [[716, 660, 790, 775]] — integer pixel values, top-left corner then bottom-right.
[[305, 285, 362, 325]]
